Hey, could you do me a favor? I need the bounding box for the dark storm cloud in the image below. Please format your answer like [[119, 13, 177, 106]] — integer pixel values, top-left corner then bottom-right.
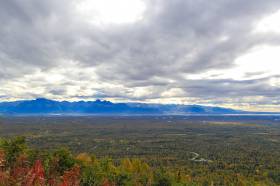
[[0, 0, 280, 110]]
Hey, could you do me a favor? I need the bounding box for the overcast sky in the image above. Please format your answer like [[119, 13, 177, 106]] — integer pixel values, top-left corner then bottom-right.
[[1, 0, 280, 111]]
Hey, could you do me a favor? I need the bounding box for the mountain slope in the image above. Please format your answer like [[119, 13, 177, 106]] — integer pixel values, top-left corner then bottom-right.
[[0, 98, 241, 115]]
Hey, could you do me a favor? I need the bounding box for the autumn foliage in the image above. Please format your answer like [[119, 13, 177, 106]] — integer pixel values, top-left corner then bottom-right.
[[1, 136, 268, 186], [0, 136, 190, 186]]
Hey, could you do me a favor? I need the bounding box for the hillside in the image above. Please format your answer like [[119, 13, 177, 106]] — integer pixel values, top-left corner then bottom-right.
[[0, 98, 241, 115]]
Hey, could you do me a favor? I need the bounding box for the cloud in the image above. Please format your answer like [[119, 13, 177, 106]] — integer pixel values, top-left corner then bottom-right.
[[0, 0, 280, 111]]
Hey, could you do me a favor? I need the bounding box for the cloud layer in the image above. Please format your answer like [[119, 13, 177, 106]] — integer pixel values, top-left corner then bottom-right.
[[1, 0, 280, 111]]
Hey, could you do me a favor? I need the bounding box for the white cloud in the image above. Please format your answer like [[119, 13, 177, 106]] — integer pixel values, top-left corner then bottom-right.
[[234, 45, 280, 76], [75, 0, 146, 26], [185, 45, 280, 81], [255, 9, 280, 33]]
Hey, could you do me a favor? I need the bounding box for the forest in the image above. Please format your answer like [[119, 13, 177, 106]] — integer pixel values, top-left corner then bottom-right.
[[0, 115, 280, 185], [0, 136, 190, 185]]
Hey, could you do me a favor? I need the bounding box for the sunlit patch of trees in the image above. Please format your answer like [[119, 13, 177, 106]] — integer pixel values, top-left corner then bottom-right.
[[0, 137, 279, 186]]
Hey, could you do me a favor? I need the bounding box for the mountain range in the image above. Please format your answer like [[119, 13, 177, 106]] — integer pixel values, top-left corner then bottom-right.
[[0, 98, 248, 115]]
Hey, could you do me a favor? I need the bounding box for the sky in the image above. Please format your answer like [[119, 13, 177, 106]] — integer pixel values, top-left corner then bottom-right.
[[0, 0, 280, 111]]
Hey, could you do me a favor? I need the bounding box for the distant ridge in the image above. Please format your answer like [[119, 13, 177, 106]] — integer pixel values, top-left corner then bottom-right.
[[0, 98, 249, 115]]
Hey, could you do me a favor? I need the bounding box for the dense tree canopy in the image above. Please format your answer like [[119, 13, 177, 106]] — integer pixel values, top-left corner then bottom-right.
[[0, 137, 279, 186]]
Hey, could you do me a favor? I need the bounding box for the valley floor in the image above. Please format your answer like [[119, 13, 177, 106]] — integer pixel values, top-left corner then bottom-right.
[[0, 115, 280, 185]]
